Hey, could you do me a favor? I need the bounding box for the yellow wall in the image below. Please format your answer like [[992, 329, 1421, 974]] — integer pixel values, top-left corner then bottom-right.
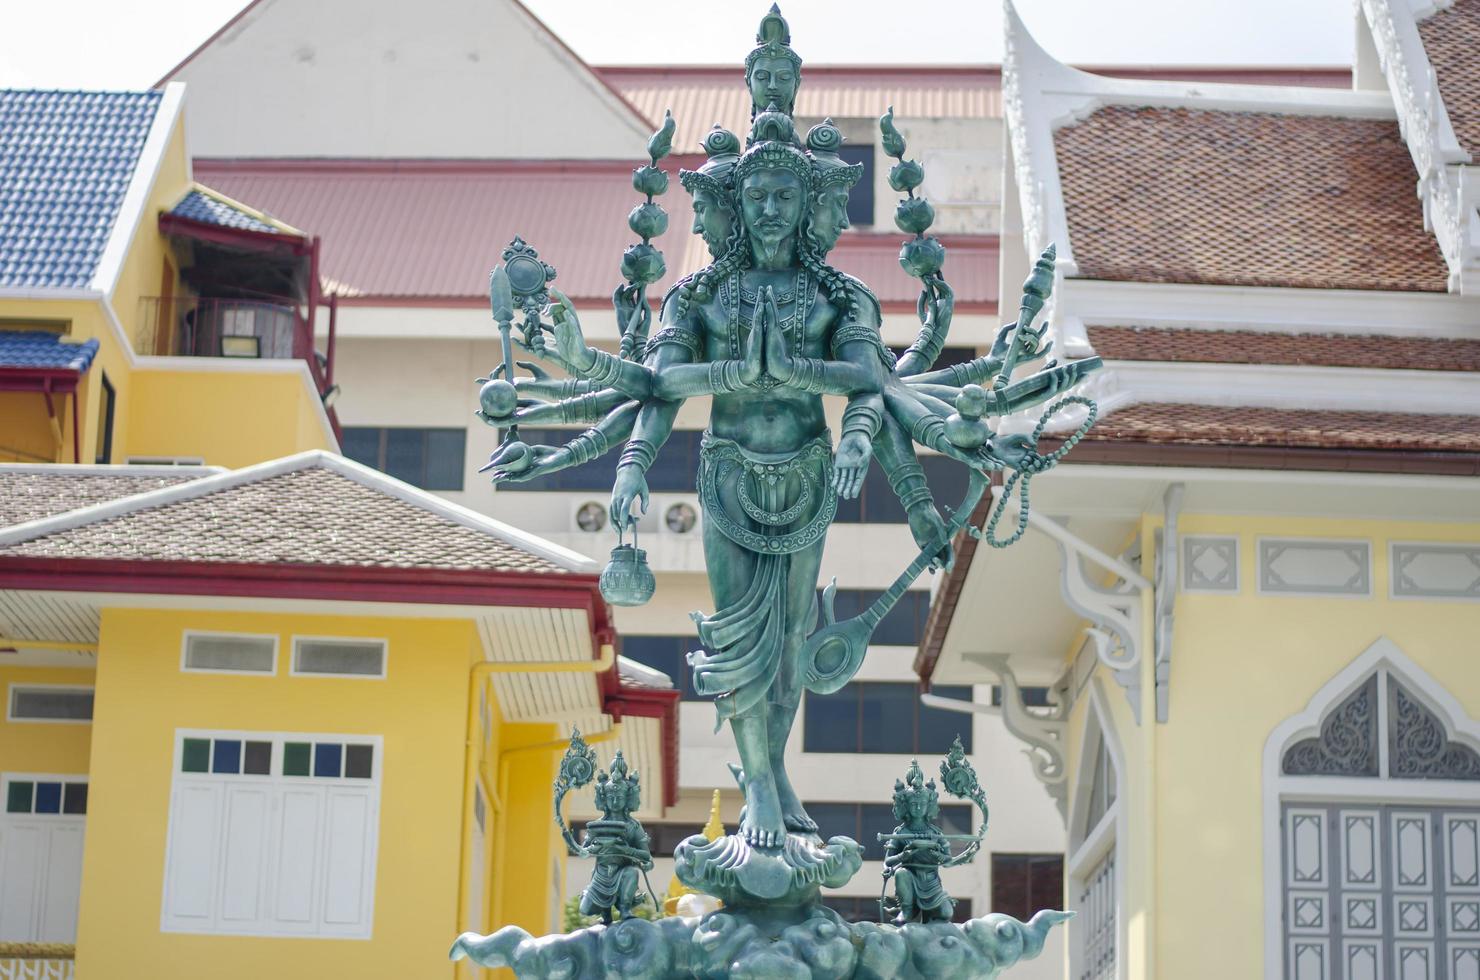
[[127, 368, 335, 466], [0, 664, 95, 777], [77, 609, 478, 980], [1066, 513, 1480, 980]]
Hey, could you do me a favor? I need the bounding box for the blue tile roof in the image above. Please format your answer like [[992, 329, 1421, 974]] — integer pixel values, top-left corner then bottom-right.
[[169, 188, 281, 234], [0, 90, 163, 290], [0, 330, 101, 372]]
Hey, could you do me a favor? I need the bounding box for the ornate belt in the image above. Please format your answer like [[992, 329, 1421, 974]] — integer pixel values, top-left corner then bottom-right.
[[698, 431, 837, 555]]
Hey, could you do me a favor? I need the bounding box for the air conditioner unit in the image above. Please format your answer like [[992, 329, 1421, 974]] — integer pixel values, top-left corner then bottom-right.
[[652, 494, 701, 536], [568, 498, 659, 535]]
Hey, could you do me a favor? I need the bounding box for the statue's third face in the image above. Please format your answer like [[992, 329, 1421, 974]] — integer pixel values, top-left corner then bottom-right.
[[741, 169, 805, 260], [809, 186, 851, 252], [747, 54, 798, 112], [691, 187, 734, 255]]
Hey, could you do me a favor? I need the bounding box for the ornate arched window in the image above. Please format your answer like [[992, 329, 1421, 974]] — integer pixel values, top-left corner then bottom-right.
[[1263, 638, 1480, 980], [1069, 680, 1124, 980]]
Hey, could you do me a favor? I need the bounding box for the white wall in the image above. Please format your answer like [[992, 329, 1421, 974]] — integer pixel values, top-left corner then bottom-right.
[[168, 0, 649, 159]]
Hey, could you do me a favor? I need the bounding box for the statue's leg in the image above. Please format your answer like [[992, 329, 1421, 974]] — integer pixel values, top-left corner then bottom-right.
[[770, 535, 826, 835], [893, 870, 918, 925], [698, 515, 787, 848], [615, 867, 639, 918]]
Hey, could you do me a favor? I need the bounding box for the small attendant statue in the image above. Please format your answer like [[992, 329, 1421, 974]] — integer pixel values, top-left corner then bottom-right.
[[880, 759, 956, 925], [554, 732, 656, 925]]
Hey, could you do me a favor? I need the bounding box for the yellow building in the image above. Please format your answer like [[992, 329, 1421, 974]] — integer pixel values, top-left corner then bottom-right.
[[0, 87, 679, 980], [0, 86, 338, 471], [0, 452, 678, 979], [920, 4, 1480, 979]]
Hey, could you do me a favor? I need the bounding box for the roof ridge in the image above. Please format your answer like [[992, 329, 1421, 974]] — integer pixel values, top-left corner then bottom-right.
[[0, 451, 596, 573]]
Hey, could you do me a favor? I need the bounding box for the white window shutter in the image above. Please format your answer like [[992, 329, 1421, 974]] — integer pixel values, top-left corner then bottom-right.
[[163, 784, 223, 926], [39, 824, 84, 942]]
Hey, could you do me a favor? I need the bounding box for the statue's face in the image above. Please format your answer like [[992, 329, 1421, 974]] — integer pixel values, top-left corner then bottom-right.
[[748, 54, 798, 112], [691, 187, 734, 255], [809, 185, 851, 252], [741, 169, 805, 257], [907, 795, 927, 821], [605, 781, 628, 813]]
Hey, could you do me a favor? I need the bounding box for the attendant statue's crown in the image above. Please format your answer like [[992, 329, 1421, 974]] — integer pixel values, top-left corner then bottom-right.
[[891, 759, 941, 821], [594, 749, 642, 812], [745, 4, 802, 76]]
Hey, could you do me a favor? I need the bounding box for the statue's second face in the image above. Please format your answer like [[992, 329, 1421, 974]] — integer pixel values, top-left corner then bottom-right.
[[691, 187, 734, 255], [809, 186, 851, 252], [605, 781, 628, 814], [741, 168, 805, 259], [747, 54, 798, 112]]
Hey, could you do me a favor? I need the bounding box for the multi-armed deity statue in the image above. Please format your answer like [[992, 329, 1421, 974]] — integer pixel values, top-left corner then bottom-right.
[[450, 7, 1098, 977]]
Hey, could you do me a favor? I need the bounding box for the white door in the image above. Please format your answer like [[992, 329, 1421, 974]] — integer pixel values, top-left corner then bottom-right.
[[0, 776, 87, 943]]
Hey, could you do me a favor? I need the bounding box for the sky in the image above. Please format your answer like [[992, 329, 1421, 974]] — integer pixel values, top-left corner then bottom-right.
[[0, 0, 1355, 91]]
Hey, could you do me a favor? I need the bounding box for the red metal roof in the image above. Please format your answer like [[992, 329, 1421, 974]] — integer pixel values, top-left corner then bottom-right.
[[195, 158, 999, 310], [597, 64, 1350, 154]]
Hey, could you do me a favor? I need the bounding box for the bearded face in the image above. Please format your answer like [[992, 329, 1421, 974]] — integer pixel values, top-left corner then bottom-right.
[[740, 168, 805, 263], [691, 187, 735, 257], [808, 185, 851, 253]]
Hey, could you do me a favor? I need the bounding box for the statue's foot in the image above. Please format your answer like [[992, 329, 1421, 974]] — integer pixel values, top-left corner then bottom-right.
[[740, 779, 786, 849], [774, 770, 818, 834]]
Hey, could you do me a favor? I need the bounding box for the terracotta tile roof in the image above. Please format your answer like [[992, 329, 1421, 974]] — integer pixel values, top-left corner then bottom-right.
[[0, 470, 204, 528], [1418, 0, 1480, 158], [1087, 326, 1480, 372], [1087, 403, 1480, 453], [1053, 106, 1449, 292], [195, 159, 999, 309], [0, 464, 573, 573]]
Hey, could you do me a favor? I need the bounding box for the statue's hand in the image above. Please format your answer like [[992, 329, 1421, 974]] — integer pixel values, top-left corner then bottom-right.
[[740, 298, 765, 386], [482, 442, 561, 483], [610, 467, 650, 530], [546, 288, 596, 373], [990, 433, 1037, 472], [832, 430, 872, 500], [907, 503, 955, 573], [760, 286, 795, 384]]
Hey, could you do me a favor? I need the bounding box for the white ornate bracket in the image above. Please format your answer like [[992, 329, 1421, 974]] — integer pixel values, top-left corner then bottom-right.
[[1153, 484, 1183, 723], [929, 653, 1068, 815]]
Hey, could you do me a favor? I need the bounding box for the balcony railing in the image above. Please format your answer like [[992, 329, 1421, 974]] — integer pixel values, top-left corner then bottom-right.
[[0, 945, 74, 980], [134, 295, 311, 361]]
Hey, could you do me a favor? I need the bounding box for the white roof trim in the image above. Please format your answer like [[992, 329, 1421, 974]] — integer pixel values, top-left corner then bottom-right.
[[0, 450, 596, 573], [1004, 0, 1393, 281], [617, 655, 675, 690], [1080, 360, 1480, 418], [1051, 279, 1479, 356], [0, 463, 223, 478], [0, 287, 104, 302], [89, 83, 186, 298], [1360, 0, 1478, 293]]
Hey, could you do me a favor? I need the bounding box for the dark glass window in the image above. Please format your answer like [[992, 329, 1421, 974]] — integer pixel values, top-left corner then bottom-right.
[[817, 589, 931, 647], [823, 894, 973, 924], [341, 426, 466, 491], [34, 782, 61, 814], [803, 682, 972, 754], [345, 744, 374, 779], [494, 429, 705, 493], [991, 853, 1064, 923], [243, 741, 272, 776], [838, 144, 875, 227], [314, 743, 343, 778], [990, 685, 1054, 708], [284, 742, 311, 776], [95, 372, 115, 463], [834, 453, 971, 524], [62, 783, 87, 815], [806, 801, 972, 859], [212, 739, 242, 774], [620, 635, 699, 700]]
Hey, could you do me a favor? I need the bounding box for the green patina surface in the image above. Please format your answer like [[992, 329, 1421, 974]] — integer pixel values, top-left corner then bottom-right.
[[455, 6, 1099, 976]]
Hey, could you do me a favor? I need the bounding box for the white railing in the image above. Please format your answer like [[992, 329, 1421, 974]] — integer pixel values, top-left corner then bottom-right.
[[0, 947, 75, 980]]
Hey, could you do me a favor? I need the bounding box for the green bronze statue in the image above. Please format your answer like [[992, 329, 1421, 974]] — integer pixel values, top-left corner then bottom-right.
[[552, 734, 657, 924], [878, 738, 991, 925], [452, 6, 1090, 976]]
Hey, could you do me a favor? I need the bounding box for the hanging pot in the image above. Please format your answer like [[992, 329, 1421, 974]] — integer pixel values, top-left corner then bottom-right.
[[599, 525, 656, 607]]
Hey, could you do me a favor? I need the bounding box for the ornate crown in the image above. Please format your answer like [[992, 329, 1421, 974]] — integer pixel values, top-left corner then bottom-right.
[[807, 119, 865, 190], [594, 749, 642, 813], [734, 135, 814, 189], [679, 125, 742, 199], [744, 3, 802, 76], [891, 759, 941, 822]]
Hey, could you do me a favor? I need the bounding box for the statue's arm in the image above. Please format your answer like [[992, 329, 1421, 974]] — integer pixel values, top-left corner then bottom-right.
[[609, 336, 691, 528], [894, 276, 955, 378], [486, 400, 640, 484]]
